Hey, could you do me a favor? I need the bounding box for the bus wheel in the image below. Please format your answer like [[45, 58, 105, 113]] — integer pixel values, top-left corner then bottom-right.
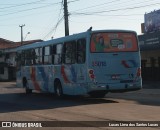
[[54, 80, 63, 98], [23, 78, 32, 94], [89, 92, 106, 98]]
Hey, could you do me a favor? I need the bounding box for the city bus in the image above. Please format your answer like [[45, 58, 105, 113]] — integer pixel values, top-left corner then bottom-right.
[[16, 29, 142, 98]]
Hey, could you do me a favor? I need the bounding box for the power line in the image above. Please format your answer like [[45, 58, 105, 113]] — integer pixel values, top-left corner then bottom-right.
[[42, 0, 64, 39], [71, 2, 160, 15], [0, 2, 61, 17], [0, 8, 56, 22], [71, 0, 120, 12], [68, 0, 81, 4], [52, 0, 64, 38], [72, 12, 144, 16], [43, 16, 64, 40], [0, 0, 48, 10], [50, 0, 64, 38], [71, 0, 158, 14]]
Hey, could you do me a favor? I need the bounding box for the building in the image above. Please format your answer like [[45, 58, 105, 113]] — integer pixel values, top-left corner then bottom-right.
[[0, 38, 42, 81], [138, 9, 160, 81]]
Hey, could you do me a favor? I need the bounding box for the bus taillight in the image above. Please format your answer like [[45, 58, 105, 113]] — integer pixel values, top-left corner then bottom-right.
[[89, 69, 95, 79], [136, 68, 141, 77]]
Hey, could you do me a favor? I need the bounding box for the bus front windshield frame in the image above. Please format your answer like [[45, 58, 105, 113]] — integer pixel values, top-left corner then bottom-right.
[[90, 32, 138, 53]]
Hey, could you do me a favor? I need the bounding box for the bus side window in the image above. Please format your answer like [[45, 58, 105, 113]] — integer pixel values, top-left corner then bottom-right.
[[25, 49, 33, 66], [63, 41, 76, 64], [16, 51, 22, 68], [44, 46, 52, 64], [77, 39, 86, 64], [35, 48, 43, 65], [52, 45, 56, 64], [21, 51, 25, 66], [53, 44, 62, 64], [39, 47, 43, 64], [31, 49, 36, 65]]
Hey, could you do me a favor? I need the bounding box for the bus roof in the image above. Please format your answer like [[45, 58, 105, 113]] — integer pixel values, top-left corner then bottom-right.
[[16, 31, 89, 51], [92, 29, 137, 34], [16, 29, 137, 51]]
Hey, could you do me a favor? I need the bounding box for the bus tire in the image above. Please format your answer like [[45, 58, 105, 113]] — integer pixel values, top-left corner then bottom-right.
[[23, 78, 32, 94], [54, 80, 63, 98], [89, 91, 106, 98]]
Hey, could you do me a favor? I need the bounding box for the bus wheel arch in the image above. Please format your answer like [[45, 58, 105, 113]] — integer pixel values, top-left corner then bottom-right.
[[54, 78, 63, 97], [22, 77, 32, 94]]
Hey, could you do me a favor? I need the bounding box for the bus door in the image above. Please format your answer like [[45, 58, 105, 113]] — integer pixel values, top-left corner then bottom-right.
[[75, 39, 87, 94], [62, 39, 87, 95]]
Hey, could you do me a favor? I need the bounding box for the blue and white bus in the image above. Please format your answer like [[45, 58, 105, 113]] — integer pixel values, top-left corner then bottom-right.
[[16, 29, 142, 98]]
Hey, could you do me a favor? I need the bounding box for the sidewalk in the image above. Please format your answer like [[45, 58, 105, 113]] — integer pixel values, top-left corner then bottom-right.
[[142, 81, 160, 89]]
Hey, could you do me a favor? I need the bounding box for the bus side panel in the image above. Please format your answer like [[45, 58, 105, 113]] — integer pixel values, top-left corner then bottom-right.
[[20, 65, 58, 93], [60, 64, 88, 95], [49, 65, 62, 93], [73, 64, 88, 95], [29, 65, 56, 93], [35, 65, 52, 92], [25, 66, 40, 90]]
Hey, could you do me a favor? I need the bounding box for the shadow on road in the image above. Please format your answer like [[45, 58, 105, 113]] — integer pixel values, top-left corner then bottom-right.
[[106, 88, 160, 107], [0, 92, 118, 113]]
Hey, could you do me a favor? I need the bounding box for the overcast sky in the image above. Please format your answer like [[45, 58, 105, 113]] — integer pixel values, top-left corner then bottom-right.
[[0, 0, 160, 42]]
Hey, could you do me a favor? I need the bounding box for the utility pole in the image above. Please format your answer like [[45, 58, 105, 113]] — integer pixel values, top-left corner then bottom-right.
[[19, 24, 25, 45], [64, 0, 69, 36]]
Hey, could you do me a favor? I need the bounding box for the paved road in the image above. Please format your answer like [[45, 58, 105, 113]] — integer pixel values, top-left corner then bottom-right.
[[0, 82, 160, 130]]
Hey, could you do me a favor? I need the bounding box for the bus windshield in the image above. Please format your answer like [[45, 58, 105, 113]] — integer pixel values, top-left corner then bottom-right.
[[90, 32, 138, 53]]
